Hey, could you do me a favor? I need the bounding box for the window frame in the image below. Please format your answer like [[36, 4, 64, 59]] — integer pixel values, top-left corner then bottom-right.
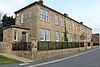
[[55, 15, 59, 25], [46, 29, 50, 41], [61, 32, 64, 42], [60, 16, 64, 26], [45, 10, 49, 22], [14, 30, 18, 41], [40, 28, 45, 41], [56, 31, 59, 42], [20, 13, 24, 23], [40, 8, 45, 21]]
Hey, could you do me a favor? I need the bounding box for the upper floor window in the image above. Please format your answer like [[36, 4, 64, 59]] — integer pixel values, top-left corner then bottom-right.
[[45, 10, 49, 22], [55, 15, 59, 25], [46, 29, 50, 41], [72, 22, 75, 29], [56, 31, 59, 41], [70, 21, 73, 29], [69, 21, 72, 29], [40, 28, 45, 41], [20, 13, 24, 23], [65, 19, 68, 28], [60, 16, 64, 26], [67, 19, 70, 28], [40, 8, 45, 21], [14, 30, 18, 41]]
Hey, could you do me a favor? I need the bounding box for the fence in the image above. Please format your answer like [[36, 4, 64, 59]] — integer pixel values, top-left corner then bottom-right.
[[0, 42, 3, 52], [37, 41, 84, 51], [93, 42, 99, 46], [12, 42, 31, 51]]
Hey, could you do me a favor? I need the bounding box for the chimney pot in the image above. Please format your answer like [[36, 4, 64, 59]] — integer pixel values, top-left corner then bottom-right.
[[38, 0, 43, 4], [64, 13, 68, 17]]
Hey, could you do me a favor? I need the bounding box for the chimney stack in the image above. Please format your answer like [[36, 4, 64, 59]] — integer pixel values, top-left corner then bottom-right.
[[64, 13, 68, 17], [80, 22, 83, 24], [38, 0, 43, 5]]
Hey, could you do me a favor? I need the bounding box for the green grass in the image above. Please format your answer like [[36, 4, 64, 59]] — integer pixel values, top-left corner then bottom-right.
[[0, 55, 22, 65]]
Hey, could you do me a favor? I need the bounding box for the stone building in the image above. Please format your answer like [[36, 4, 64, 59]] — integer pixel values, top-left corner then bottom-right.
[[92, 33, 99, 43], [3, 0, 92, 58]]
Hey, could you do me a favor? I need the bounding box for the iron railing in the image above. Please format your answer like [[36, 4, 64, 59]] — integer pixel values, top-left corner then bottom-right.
[[12, 42, 31, 51], [37, 41, 84, 51]]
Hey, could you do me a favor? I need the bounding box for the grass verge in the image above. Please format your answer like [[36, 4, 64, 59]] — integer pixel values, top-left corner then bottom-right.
[[0, 55, 22, 65]]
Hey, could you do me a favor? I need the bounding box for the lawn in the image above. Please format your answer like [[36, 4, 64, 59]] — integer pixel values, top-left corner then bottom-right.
[[0, 55, 22, 65]]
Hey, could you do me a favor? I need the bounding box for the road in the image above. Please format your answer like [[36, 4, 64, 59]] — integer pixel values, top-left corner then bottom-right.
[[0, 47, 100, 67]]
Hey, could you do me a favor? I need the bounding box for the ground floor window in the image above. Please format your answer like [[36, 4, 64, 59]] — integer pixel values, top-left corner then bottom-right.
[[40, 28, 45, 41], [56, 31, 59, 42], [62, 32, 64, 41], [14, 30, 18, 41], [46, 29, 50, 41]]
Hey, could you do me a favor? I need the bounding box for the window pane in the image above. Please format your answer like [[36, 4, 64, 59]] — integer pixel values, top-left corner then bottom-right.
[[22, 32, 27, 42], [40, 29, 45, 41], [62, 32, 64, 41], [40, 8, 44, 21], [60, 16, 63, 26], [46, 11, 49, 22], [56, 32, 59, 41], [14, 30, 18, 41], [55, 15, 58, 25], [21, 13, 24, 23], [46, 29, 50, 41]]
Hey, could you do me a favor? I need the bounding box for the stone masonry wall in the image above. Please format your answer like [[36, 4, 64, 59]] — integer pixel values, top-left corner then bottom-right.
[[3, 28, 12, 53]]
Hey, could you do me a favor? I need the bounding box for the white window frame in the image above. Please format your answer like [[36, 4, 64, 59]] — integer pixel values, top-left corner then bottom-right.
[[14, 30, 18, 41], [62, 32, 64, 42], [45, 10, 49, 22], [40, 28, 45, 41], [46, 29, 50, 41], [55, 15, 58, 25], [56, 31, 59, 42], [67, 19, 70, 29], [21, 13, 24, 23], [60, 16, 64, 26], [40, 8, 45, 21]]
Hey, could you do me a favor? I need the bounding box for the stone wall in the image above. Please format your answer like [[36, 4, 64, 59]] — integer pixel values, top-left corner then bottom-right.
[[12, 51, 32, 59], [36, 4, 92, 42], [3, 28, 12, 53], [34, 47, 86, 60], [3, 27, 30, 54], [11, 47, 86, 61], [10, 42, 91, 61], [15, 5, 38, 39]]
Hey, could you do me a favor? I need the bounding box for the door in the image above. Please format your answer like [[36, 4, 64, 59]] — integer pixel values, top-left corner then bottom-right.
[[22, 32, 28, 42]]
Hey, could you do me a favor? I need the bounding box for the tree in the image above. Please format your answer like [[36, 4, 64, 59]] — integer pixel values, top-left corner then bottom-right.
[[64, 26, 68, 42], [73, 34, 77, 42], [80, 32, 86, 41], [0, 12, 3, 41], [0, 14, 15, 41], [2, 14, 15, 27]]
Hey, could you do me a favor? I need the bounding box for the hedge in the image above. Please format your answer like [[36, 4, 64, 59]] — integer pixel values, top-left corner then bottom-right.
[[37, 41, 84, 51]]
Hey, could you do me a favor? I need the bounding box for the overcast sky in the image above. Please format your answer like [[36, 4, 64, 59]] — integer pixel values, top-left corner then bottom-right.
[[0, 0, 100, 33]]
